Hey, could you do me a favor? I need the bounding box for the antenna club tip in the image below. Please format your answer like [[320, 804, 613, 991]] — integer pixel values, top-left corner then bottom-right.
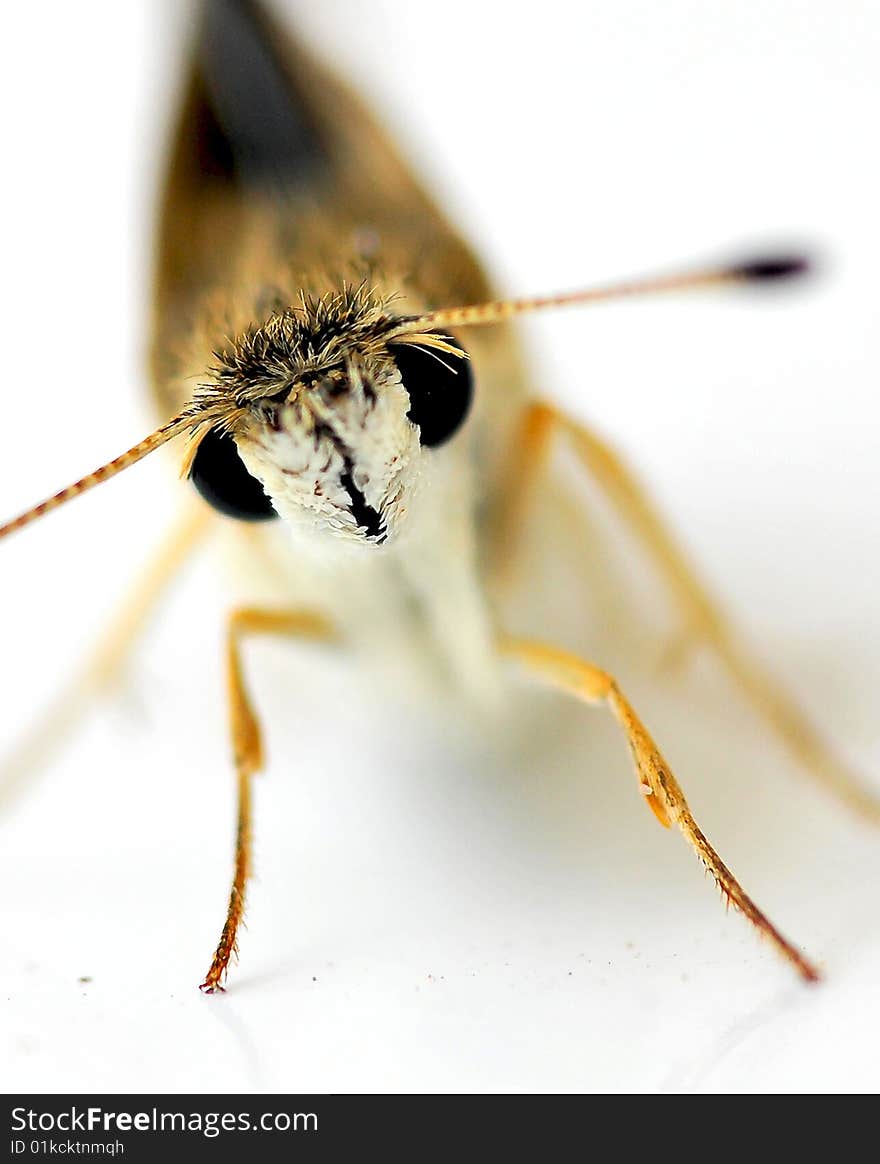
[[729, 253, 813, 283]]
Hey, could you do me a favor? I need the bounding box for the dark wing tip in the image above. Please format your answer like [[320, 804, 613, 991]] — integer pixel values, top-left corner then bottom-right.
[[197, 0, 323, 186]]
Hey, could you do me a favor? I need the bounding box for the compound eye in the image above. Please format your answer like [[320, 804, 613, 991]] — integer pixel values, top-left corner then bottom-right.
[[392, 336, 473, 448], [189, 429, 277, 521]]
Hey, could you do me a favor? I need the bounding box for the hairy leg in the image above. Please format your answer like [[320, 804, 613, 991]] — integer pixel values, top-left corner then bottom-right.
[[500, 634, 820, 982], [200, 608, 338, 993]]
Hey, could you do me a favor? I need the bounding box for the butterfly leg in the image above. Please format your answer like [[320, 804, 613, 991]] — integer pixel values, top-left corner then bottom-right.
[[493, 400, 880, 823], [500, 634, 820, 982], [200, 607, 338, 994], [0, 499, 212, 806]]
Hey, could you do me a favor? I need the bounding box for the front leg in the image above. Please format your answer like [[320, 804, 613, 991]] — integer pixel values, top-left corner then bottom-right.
[[200, 607, 338, 994]]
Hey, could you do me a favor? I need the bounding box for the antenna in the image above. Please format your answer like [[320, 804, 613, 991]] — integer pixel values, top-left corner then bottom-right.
[[0, 412, 197, 542], [417, 252, 810, 330]]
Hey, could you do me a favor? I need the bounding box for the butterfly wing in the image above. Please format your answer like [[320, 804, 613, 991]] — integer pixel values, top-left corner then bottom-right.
[[150, 0, 497, 418]]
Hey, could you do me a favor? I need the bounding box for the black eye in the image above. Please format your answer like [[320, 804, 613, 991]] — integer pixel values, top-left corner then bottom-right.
[[392, 336, 473, 448], [189, 429, 278, 521]]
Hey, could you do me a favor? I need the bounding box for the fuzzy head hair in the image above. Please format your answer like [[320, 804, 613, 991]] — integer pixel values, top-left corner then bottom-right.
[[187, 283, 473, 547]]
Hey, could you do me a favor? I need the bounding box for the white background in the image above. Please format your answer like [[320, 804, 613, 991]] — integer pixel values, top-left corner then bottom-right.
[[1, 0, 878, 1094]]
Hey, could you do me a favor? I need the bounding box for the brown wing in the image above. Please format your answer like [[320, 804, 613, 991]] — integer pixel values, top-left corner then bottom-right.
[[150, 0, 494, 416]]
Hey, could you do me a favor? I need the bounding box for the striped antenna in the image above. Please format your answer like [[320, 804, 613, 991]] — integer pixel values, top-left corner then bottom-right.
[[416, 253, 810, 330], [0, 411, 197, 542]]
